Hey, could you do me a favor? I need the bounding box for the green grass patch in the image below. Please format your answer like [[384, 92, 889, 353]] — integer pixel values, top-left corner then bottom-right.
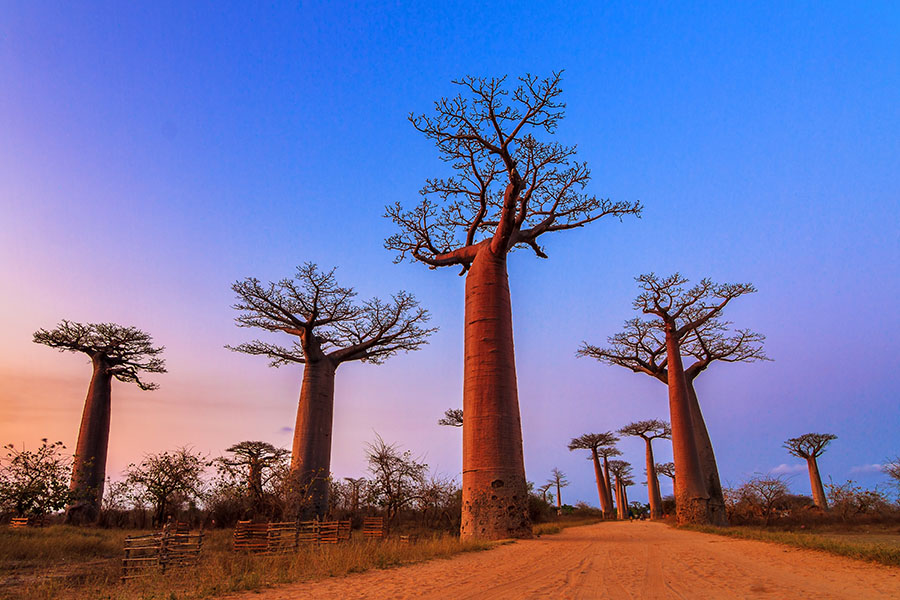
[[685, 525, 900, 568]]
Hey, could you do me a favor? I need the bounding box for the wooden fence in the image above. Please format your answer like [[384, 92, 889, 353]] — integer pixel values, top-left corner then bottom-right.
[[363, 517, 384, 540], [232, 519, 352, 553], [121, 523, 203, 580]]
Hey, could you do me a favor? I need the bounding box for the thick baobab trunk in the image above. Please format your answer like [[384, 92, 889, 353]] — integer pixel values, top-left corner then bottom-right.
[[685, 379, 728, 526], [461, 248, 531, 540], [644, 438, 663, 520], [614, 475, 626, 520], [807, 456, 829, 510], [591, 449, 612, 518], [555, 482, 562, 511], [602, 456, 616, 519], [66, 357, 112, 524], [291, 357, 337, 519], [623, 484, 630, 516], [248, 457, 263, 512], [665, 326, 710, 524]]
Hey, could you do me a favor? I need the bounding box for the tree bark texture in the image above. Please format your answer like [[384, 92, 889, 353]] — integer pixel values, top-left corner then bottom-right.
[[685, 379, 729, 526], [645, 438, 663, 520], [614, 475, 626, 520], [291, 358, 337, 519], [665, 326, 711, 524], [66, 358, 112, 524], [807, 456, 829, 510], [591, 449, 612, 518], [461, 248, 531, 540], [602, 456, 616, 519]]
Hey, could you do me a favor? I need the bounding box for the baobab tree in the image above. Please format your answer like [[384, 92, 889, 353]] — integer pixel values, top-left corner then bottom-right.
[[33, 320, 165, 523], [438, 408, 463, 427], [568, 432, 618, 518], [386, 73, 641, 539], [216, 441, 289, 516], [597, 445, 623, 518], [619, 420, 670, 520], [783, 433, 837, 510], [229, 264, 435, 517], [608, 460, 632, 520], [579, 274, 758, 525], [656, 462, 675, 483], [547, 467, 569, 511]]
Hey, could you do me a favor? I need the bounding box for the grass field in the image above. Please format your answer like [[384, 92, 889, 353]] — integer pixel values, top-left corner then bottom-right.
[[686, 523, 900, 568], [0, 518, 603, 600]]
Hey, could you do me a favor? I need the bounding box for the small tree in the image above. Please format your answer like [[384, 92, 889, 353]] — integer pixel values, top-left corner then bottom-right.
[[438, 409, 464, 427], [0, 439, 71, 518], [547, 468, 569, 511], [619, 420, 670, 520], [124, 447, 209, 525], [33, 321, 165, 523], [783, 433, 836, 510], [883, 458, 900, 497], [215, 441, 289, 518], [567, 432, 618, 519], [229, 264, 434, 518], [738, 474, 789, 526], [365, 435, 427, 526]]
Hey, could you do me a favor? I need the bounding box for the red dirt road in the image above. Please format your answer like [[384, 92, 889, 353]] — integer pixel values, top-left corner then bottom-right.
[[226, 521, 900, 599]]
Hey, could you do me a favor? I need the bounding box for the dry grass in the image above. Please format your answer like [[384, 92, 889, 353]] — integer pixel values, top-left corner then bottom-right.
[[686, 524, 900, 568], [533, 517, 603, 536], [0, 526, 491, 599]]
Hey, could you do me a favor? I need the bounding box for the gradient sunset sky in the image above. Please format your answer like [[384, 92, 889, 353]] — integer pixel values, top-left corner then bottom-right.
[[2, 2, 898, 506]]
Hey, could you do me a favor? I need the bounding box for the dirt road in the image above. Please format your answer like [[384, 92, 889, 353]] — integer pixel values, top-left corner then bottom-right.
[[226, 521, 900, 599]]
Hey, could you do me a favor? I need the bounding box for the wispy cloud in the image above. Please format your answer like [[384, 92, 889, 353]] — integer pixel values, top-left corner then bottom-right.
[[850, 463, 883, 473], [278, 426, 293, 433], [771, 463, 807, 474]]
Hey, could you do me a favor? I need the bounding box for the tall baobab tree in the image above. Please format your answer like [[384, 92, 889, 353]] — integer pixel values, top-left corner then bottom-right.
[[619, 420, 670, 520], [608, 460, 632, 520], [579, 275, 758, 525], [229, 264, 435, 517], [438, 408, 464, 427], [656, 462, 675, 484], [597, 445, 622, 518], [386, 73, 641, 540], [33, 321, 165, 523], [783, 433, 836, 510], [547, 467, 569, 511], [568, 432, 618, 518]]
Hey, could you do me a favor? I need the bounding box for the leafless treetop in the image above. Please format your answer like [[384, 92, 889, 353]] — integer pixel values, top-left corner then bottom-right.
[[567, 432, 619, 452], [228, 263, 436, 366], [596, 446, 623, 460], [548, 467, 569, 488], [438, 408, 464, 427], [655, 462, 675, 479], [783, 433, 837, 459], [578, 314, 767, 383], [619, 419, 671, 441], [607, 460, 632, 478], [33, 320, 166, 390], [222, 441, 289, 465], [385, 72, 642, 273], [633, 273, 756, 339]]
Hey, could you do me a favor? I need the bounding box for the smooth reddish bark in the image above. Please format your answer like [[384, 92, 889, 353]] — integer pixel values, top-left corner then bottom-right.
[[665, 324, 710, 524], [614, 474, 625, 520], [291, 357, 337, 518], [685, 379, 728, 525], [591, 449, 613, 518], [602, 456, 616, 519], [66, 357, 112, 524], [461, 247, 531, 540], [807, 456, 829, 510], [644, 438, 663, 520]]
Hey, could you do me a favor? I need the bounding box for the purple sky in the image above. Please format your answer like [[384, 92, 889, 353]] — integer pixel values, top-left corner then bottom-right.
[[1, 2, 898, 506]]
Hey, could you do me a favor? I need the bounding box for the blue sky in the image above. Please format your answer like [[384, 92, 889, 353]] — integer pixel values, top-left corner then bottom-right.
[[1, 1, 899, 505]]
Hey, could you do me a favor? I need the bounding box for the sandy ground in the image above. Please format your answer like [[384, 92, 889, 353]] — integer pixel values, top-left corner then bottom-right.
[[226, 521, 900, 599]]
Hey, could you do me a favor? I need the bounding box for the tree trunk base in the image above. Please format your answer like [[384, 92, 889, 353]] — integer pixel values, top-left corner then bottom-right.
[[461, 477, 531, 540], [676, 496, 713, 525], [65, 502, 98, 525]]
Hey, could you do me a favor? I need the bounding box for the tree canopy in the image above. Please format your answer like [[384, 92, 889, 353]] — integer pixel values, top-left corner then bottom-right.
[[783, 433, 837, 460], [33, 321, 166, 390], [619, 420, 671, 441], [567, 432, 619, 452], [228, 263, 435, 366], [385, 72, 641, 272]]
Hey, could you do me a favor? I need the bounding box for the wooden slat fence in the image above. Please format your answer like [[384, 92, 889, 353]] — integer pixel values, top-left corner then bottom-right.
[[232, 519, 353, 553], [10, 517, 31, 529], [121, 526, 203, 580], [363, 517, 384, 540]]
